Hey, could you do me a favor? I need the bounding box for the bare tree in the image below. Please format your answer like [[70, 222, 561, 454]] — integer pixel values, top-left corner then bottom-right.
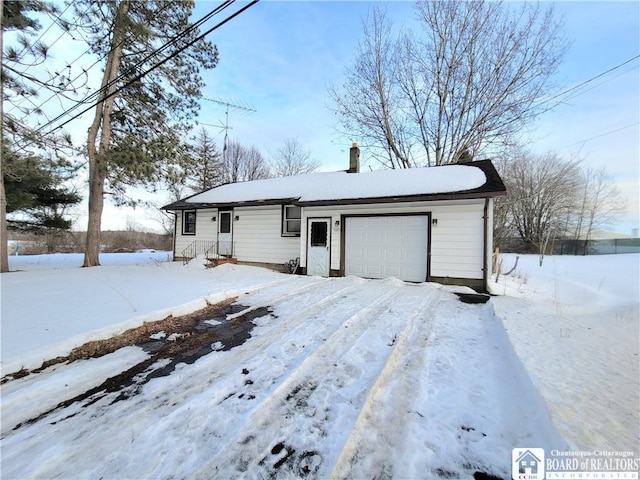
[[329, 8, 413, 169], [330, 1, 567, 168], [571, 168, 625, 252], [270, 138, 319, 177], [221, 140, 270, 184], [500, 152, 581, 259]]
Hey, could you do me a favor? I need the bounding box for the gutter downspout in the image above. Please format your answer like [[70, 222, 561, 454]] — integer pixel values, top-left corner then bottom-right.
[[482, 198, 489, 293]]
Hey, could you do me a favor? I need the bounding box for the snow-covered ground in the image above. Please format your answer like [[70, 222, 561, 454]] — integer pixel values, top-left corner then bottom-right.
[[1, 252, 637, 478], [491, 253, 639, 453]]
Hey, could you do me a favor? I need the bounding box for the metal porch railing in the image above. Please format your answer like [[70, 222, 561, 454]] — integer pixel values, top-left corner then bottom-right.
[[181, 240, 217, 265]]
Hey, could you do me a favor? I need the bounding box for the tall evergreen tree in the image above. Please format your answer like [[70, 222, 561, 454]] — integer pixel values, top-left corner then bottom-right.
[[2, 0, 74, 272], [3, 142, 80, 233], [189, 127, 222, 192], [75, 0, 219, 266]]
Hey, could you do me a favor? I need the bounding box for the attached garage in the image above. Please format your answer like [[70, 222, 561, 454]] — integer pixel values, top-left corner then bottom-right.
[[344, 215, 429, 283]]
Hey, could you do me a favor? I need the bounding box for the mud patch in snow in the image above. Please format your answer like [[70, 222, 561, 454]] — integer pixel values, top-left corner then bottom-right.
[[9, 301, 275, 430]]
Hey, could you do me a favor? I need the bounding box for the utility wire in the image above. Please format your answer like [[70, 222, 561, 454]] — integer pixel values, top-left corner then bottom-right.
[[558, 122, 639, 149], [11, 2, 75, 62], [10, 1, 234, 123], [33, 0, 237, 135], [28, 0, 260, 145], [6, 3, 116, 116], [558, 64, 638, 104], [538, 54, 640, 107]]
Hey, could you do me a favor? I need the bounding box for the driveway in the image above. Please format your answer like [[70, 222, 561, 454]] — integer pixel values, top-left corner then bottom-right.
[[1, 272, 563, 479]]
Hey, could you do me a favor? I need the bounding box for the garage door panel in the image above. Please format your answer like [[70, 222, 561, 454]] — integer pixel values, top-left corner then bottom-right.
[[345, 216, 428, 282], [365, 265, 383, 277]]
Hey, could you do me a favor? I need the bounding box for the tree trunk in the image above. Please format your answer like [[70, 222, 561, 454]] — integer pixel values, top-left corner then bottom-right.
[[83, 0, 129, 267], [0, 0, 9, 273], [0, 175, 8, 273], [83, 154, 105, 266]]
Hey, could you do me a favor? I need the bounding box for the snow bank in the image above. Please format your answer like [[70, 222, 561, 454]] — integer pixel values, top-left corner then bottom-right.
[[1, 253, 287, 374], [492, 253, 639, 452]]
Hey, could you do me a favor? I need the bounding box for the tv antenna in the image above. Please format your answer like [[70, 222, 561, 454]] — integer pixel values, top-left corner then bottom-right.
[[201, 97, 256, 157]]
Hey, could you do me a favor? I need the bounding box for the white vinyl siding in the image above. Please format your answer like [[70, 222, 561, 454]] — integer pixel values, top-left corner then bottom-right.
[[173, 199, 488, 282], [174, 206, 299, 264], [232, 206, 300, 264], [174, 208, 218, 257], [429, 203, 484, 279], [303, 199, 485, 281]]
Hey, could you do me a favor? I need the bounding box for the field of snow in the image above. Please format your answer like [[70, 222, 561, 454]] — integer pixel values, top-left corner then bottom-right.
[[1, 251, 638, 478], [491, 253, 639, 453]]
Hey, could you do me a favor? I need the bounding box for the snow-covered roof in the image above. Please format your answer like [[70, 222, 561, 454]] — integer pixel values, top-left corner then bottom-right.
[[164, 160, 505, 210]]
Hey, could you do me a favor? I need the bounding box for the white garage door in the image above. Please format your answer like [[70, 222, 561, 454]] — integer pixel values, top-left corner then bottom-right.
[[345, 215, 428, 282]]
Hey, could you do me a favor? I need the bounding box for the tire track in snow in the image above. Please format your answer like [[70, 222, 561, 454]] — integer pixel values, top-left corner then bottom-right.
[[227, 275, 330, 316], [0, 278, 382, 480], [151, 278, 387, 418], [149, 278, 377, 406], [191, 280, 441, 479], [329, 286, 447, 479]]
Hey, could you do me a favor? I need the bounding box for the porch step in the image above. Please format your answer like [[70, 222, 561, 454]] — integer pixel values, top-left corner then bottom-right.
[[206, 257, 238, 268]]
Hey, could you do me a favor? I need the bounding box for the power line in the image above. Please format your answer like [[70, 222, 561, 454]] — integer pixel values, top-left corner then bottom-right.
[[11, 2, 75, 62], [558, 122, 639, 149], [32, 0, 242, 137], [538, 54, 640, 107], [9, 1, 234, 122], [558, 64, 638, 104], [6, 3, 120, 117]]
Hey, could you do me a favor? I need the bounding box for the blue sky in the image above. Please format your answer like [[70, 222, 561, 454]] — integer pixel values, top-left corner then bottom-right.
[[7, 1, 638, 234], [192, 0, 639, 234], [186, 0, 640, 233]]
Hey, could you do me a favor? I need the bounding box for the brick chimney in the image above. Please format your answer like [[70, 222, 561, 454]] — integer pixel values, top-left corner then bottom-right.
[[348, 142, 360, 173]]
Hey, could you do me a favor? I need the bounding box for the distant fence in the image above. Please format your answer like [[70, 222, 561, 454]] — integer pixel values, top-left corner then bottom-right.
[[497, 237, 640, 255], [554, 238, 640, 255]]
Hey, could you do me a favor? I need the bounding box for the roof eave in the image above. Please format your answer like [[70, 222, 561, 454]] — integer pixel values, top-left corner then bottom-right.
[[297, 190, 506, 207], [162, 197, 301, 211], [163, 190, 506, 211]]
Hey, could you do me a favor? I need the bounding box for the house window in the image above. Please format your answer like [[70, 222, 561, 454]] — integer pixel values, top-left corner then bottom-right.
[[282, 205, 301, 236], [183, 210, 196, 235]]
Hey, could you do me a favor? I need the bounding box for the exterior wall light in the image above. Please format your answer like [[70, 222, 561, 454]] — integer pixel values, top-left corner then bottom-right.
[[211, 216, 216, 222]]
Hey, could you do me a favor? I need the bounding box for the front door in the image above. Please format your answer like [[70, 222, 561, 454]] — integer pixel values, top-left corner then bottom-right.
[[307, 218, 330, 277], [218, 210, 233, 256]]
